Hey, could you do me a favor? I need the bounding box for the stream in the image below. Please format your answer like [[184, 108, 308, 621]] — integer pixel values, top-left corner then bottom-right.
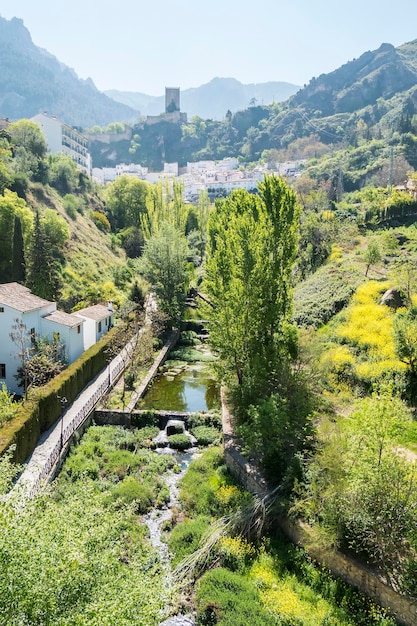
[[142, 328, 216, 626]]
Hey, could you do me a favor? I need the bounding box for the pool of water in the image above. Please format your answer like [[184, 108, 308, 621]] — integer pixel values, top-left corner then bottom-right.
[[139, 362, 219, 412]]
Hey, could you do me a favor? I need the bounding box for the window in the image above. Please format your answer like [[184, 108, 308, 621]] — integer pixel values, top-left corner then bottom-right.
[[30, 328, 36, 344], [98, 321, 102, 332], [0, 364, 5, 378], [0, 307, 4, 313], [77, 325, 81, 334]]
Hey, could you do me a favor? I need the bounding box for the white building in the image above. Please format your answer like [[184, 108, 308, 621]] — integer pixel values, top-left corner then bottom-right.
[[186, 161, 216, 174], [74, 304, 114, 351], [0, 283, 84, 395], [216, 157, 239, 171], [31, 113, 92, 176], [163, 162, 179, 176]]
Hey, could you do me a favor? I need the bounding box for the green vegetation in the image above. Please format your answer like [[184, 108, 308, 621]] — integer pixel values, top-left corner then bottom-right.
[[169, 449, 397, 625], [4, 39, 417, 622], [0, 426, 182, 625]]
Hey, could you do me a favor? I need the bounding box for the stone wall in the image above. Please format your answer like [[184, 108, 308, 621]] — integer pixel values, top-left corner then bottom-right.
[[220, 389, 417, 626]]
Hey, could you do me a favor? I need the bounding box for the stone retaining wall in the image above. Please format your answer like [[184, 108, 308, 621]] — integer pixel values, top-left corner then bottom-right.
[[220, 388, 417, 626]]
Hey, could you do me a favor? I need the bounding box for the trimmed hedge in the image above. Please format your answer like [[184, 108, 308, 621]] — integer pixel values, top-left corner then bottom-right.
[[0, 326, 120, 464]]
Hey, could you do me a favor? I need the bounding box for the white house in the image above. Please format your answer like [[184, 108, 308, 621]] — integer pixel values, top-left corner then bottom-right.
[[74, 304, 114, 351], [0, 283, 84, 395], [31, 113, 92, 176]]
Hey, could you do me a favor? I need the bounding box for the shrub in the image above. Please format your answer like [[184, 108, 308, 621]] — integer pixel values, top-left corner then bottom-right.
[[178, 330, 199, 347], [187, 410, 222, 430], [196, 568, 276, 626], [91, 210, 111, 233], [293, 265, 362, 328], [133, 426, 160, 449], [62, 193, 83, 219], [109, 476, 153, 513], [179, 447, 250, 517], [168, 516, 210, 566], [168, 434, 191, 450], [191, 426, 222, 446], [0, 384, 18, 427], [100, 449, 143, 479], [218, 536, 256, 573]]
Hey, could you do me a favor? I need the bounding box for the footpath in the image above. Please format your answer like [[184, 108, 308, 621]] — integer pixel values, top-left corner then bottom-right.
[[14, 339, 130, 498]]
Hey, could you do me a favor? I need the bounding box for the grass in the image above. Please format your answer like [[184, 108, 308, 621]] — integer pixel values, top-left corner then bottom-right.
[[168, 449, 398, 625]]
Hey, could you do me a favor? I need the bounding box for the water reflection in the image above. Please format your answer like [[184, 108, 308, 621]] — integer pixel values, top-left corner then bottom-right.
[[139, 363, 219, 412]]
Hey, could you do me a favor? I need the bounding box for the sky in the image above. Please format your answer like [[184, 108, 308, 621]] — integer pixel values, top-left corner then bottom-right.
[[1, 0, 417, 96]]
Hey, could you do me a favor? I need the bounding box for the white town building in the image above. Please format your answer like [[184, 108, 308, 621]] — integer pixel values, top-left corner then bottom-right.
[[31, 113, 92, 176], [0, 283, 85, 395], [74, 304, 114, 351]]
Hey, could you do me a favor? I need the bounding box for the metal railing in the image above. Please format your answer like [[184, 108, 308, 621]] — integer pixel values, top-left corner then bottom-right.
[[26, 357, 125, 499]]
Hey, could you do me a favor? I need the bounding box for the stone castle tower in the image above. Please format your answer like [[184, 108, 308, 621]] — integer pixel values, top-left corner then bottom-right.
[[165, 87, 180, 113]]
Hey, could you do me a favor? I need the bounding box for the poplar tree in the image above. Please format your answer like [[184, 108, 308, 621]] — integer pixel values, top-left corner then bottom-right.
[[205, 175, 300, 398]]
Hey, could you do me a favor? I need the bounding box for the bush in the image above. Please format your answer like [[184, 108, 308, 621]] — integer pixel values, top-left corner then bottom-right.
[[109, 476, 153, 513], [293, 264, 362, 328], [168, 516, 210, 567], [196, 568, 276, 626], [178, 330, 199, 347], [179, 448, 250, 517], [168, 434, 191, 450], [187, 410, 222, 430], [133, 426, 160, 449], [192, 426, 222, 446], [91, 210, 111, 233]]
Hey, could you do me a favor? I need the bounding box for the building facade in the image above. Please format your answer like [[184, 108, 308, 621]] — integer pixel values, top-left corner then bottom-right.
[[0, 284, 115, 396], [74, 304, 114, 351], [31, 113, 92, 176]]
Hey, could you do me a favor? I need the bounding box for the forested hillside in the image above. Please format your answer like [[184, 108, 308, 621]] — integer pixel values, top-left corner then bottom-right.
[[91, 39, 417, 183]]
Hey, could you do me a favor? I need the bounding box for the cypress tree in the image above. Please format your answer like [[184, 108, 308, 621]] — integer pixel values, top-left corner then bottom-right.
[[11, 215, 25, 283], [26, 211, 61, 300], [0, 198, 14, 282]]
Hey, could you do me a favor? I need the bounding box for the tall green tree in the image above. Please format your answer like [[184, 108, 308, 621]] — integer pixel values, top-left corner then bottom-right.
[[204, 175, 300, 396], [138, 222, 189, 325], [26, 212, 61, 300], [142, 179, 188, 238], [0, 190, 32, 282], [106, 175, 149, 230], [8, 119, 47, 182], [0, 193, 15, 281], [48, 154, 79, 194], [11, 215, 25, 283]]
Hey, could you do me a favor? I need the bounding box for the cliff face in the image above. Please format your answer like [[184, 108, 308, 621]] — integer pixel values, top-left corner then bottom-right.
[[0, 16, 138, 127]]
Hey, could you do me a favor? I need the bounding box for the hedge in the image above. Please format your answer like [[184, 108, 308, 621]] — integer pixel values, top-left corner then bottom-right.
[[0, 326, 120, 464]]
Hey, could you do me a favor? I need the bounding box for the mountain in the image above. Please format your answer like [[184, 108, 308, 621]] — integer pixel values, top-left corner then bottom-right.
[[0, 15, 138, 127], [105, 77, 300, 120], [93, 39, 417, 179], [244, 40, 417, 155], [290, 42, 417, 115]]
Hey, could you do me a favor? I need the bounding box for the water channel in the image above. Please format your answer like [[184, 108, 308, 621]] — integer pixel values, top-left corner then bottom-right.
[[140, 322, 218, 626]]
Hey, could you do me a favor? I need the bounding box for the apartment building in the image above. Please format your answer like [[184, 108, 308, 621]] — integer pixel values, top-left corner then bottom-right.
[[31, 113, 92, 176]]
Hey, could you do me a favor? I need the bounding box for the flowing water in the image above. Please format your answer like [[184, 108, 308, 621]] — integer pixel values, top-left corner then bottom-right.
[[144, 329, 217, 625]]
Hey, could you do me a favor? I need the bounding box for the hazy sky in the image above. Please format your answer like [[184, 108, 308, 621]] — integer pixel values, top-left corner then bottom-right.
[[1, 0, 417, 95]]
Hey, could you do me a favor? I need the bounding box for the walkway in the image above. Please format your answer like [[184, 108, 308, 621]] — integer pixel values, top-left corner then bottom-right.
[[14, 339, 130, 498], [14, 324, 179, 499]]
